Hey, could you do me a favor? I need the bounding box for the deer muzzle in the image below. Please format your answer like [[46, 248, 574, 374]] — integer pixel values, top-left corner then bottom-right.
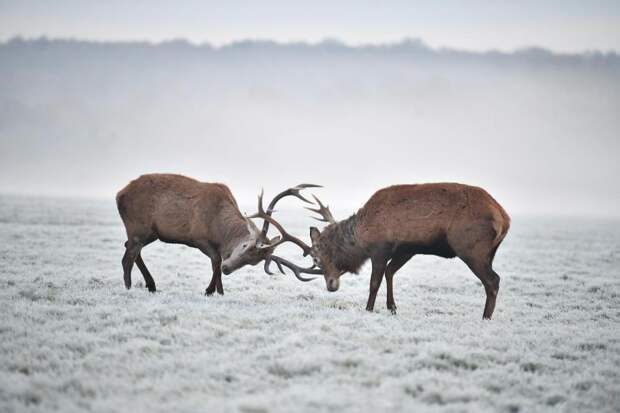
[[326, 277, 340, 292]]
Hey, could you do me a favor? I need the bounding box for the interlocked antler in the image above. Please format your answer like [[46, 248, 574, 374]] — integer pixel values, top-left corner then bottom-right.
[[249, 190, 313, 256], [305, 194, 336, 224], [264, 255, 322, 282], [260, 184, 321, 237], [249, 184, 326, 282]]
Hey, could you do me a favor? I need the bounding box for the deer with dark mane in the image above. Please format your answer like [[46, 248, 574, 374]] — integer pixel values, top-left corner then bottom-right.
[[262, 183, 510, 319]]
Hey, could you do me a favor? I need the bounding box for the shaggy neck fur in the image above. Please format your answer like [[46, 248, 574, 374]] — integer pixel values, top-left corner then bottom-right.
[[322, 213, 368, 273]]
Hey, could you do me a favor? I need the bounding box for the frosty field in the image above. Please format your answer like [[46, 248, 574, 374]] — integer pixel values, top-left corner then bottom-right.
[[1, 195, 619, 413]]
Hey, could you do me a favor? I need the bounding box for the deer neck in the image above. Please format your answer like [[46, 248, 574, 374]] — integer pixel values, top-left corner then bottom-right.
[[324, 213, 367, 274], [217, 210, 256, 257]]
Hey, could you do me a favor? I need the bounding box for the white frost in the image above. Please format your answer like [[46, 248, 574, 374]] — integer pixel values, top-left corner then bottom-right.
[[0, 196, 619, 412]]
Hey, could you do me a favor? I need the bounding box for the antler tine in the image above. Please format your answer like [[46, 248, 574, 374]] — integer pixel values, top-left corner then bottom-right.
[[265, 255, 287, 275], [293, 183, 323, 191], [306, 214, 332, 223], [264, 255, 322, 282], [260, 183, 322, 235], [248, 188, 266, 216], [305, 194, 336, 224], [249, 191, 313, 256], [304, 205, 332, 223], [312, 193, 327, 208]]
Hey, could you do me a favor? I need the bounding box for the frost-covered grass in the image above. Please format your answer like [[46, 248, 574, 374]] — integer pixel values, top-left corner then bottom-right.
[[1, 195, 619, 412]]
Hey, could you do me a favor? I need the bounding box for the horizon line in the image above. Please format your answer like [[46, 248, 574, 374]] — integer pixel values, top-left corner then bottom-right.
[[1, 192, 618, 221], [2, 35, 618, 57]]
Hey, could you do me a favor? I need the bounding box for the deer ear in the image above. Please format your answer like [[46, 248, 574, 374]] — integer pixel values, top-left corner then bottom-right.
[[257, 236, 280, 250], [310, 227, 321, 243]]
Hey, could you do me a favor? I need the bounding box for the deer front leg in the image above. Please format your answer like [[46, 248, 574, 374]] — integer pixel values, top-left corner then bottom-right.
[[385, 251, 415, 315], [366, 256, 388, 312], [215, 256, 224, 295], [205, 256, 223, 296], [198, 243, 222, 296]]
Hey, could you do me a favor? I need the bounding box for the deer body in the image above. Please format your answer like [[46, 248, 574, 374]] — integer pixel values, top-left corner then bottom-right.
[[117, 174, 273, 294], [309, 183, 510, 319]]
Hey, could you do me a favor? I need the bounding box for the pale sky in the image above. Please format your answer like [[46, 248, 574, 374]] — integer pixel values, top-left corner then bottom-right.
[[1, 0, 620, 52], [1, 1, 619, 217]]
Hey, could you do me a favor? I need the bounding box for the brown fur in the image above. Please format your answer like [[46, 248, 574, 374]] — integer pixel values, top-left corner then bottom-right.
[[310, 183, 510, 319], [116, 174, 271, 294]]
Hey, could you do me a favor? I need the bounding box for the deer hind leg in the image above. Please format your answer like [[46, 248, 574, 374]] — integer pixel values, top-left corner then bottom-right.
[[450, 221, 503, 319], [133, 236, 157, 292], [460, 253, 500, 320], [122, 241, 142, 289], [385, 250, 415, 315], [135, 253, 156, 293]]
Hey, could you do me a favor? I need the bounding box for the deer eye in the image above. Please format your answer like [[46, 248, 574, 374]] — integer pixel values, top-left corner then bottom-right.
[[242, 244, 247, 248]]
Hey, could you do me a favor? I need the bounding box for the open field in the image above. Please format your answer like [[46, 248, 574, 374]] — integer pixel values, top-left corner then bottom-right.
[[1, 195, 619, 412]]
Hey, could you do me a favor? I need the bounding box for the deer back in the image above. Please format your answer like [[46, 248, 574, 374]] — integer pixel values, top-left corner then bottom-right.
[[355, 183, 507, 247], [117, 174, 248, 246]]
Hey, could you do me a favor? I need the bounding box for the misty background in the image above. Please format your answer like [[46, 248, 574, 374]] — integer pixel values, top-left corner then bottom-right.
[[0, 1, 619, 217]]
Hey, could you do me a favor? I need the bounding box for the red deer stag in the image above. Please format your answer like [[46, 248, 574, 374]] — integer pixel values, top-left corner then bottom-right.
[[269, 183, 510, 319], [116, 174, 320, 294]]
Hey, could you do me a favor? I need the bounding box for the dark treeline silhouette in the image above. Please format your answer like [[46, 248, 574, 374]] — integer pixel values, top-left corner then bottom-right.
[[0, 38, 618, 216]]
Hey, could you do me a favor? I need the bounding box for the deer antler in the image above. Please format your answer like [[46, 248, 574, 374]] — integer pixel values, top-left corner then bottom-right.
[[260, 184, 321, 237], [264, 255, 322, 282], [305, 194, 336, 224], [249, 190, 313, 256]]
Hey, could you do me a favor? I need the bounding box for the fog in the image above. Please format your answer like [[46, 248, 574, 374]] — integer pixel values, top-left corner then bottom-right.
[[0, 38, 619, 217]]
